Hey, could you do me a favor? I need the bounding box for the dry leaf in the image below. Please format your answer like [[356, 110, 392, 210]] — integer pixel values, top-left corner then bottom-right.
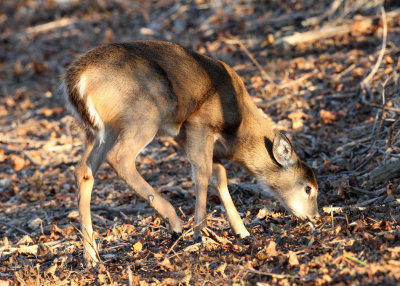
[[288, 110, 309, 130], [17, 235, 33, 245], [320, 110, 337, 124], [45, 262, 57, 278], [159, 258, 174, 270], [257, 253, 267, 260], [287, 251, 299, 267], [180, 270, 192, 285], [215, 262, 227, 277], [10, 154, 26, 171], [0, 105, 8, 117], [132, 241, 143, 253], [256, 208, 270, 219], [266, 240, 278, 257]]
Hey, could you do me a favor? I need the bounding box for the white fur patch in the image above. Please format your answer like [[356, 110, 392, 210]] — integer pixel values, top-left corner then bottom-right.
[[72, 76, 105, 144], [86, 95, 105, 144], [76, 76, 87, 99]]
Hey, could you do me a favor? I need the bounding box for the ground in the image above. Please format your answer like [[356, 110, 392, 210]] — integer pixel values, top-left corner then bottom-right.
[[0, 0, 399, 285]]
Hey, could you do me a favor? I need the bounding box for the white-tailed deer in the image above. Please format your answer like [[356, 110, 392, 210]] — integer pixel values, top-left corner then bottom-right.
[[61, 41, 319, 266]]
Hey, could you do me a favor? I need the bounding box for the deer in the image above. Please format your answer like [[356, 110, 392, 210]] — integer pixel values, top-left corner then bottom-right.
[[60, 40, 319, 266]]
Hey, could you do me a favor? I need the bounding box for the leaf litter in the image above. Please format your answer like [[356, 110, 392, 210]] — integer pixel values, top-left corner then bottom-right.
[[0, 0, 400, 285]]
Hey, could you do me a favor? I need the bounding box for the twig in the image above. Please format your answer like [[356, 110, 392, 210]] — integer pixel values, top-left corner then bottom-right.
[[225, 36, 274, 83], [345, 255, 368, 266], [369, 76, 391, 148], [164, 221, 199, 257], [235, 266, 301, 279], [371, 104, 400, 114], [302, 0, 344, 26], [25, 18, 77, 35], [260, 93, 297, 107], [0, 220, 32, 236], [352, 149, 378, 172], [334, 63, 356, 81], [361, 6, 387, 87], [335, 136, 372, 152], [71, 223, 102, 264], [277, 71, 317, 90]]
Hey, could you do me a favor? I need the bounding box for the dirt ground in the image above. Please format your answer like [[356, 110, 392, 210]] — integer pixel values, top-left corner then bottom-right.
[[0, 0, 399, 285]]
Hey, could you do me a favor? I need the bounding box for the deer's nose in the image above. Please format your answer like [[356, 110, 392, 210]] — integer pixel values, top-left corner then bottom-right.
[[308, 212, 320, 223]]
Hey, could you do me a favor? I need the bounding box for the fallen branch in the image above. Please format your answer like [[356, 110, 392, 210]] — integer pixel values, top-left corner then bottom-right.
[[322, 194, 389, 214], [361, 6, 387, 87], [279, 7, 400, 46], [0, 220, 32, 236], [235, 266, 301, 279], [278, 17, 372, 45], [368, 160, 400, 185]]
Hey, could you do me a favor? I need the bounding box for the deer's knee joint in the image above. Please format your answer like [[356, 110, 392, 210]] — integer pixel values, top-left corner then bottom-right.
[[76, 164, 94, 184]]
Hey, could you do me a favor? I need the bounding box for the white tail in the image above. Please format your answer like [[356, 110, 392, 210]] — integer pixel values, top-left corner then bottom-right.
[[61, 41, 319, 266]]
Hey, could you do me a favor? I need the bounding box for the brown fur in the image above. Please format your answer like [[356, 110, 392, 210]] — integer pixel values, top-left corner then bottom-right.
[[62, 41, 319, 266]]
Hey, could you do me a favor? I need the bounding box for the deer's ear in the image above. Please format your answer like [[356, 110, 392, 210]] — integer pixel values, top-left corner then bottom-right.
[[272, 132, 296, 168]]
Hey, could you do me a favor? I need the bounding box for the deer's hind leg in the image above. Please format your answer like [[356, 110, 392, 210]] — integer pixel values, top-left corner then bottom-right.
[[106, 122, 182, 236], [75, 129, 117, 267]]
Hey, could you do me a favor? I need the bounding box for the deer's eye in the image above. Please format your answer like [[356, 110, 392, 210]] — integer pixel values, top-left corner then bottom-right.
[[305, 186, 312, 196]]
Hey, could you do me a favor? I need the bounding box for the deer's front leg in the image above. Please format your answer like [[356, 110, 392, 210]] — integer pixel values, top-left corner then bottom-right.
[[212, 163, 250, 238], [185, 126, 214, 240]]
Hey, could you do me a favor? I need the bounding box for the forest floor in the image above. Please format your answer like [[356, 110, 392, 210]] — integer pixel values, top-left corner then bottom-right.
[[0, 0, 400, 285]]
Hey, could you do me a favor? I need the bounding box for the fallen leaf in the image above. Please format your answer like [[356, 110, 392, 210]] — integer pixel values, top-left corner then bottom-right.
[[10, 154, 26, 171], [159, 258, 174, 270], [287, 251, 299, 267], [132, 241, 143, 254], [256, 208, 270, 219], [320, 110, 337, 124], [215, 262, 227, 277], [266, 240, 278, 257], [45, 262, 57, 278], [17, 235, 33, 245], [288, 110, 309, 130]]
